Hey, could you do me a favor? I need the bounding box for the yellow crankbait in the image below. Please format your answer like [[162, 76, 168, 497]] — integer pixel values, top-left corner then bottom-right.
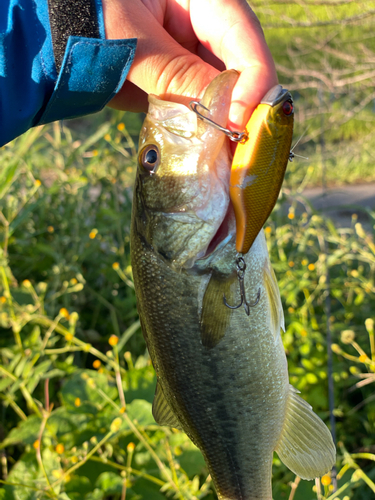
[[230, 85, 294, 254]]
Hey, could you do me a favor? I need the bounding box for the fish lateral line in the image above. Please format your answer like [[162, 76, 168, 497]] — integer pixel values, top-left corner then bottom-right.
[[223, 255, 261, 315]]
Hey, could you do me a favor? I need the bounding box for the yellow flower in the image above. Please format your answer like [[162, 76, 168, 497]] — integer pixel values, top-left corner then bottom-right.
[[359, 354, 367, 363], [287, 307, 294, 314], [60, 308, 70, 319], [55, 443, 65, 454], [301, 259, 308, 266], [127, 442, 135, 452], [92, 150, 98, 156], [288, 212, 295, 220], [126, 167, 133, 173], [300, 329, 308, 337], [104, 133, 111, 141], [341, 330, 355, 344], [22, 279, 32, 288], [89, 228, 98, 239], [110, 417, 122, 432], [321, 474, 331, 486], [35, 179, 42, 187], [264, 226, 272, 234], [47, 226, 54, 233], [33, 440, 40, 449], [93, 360, 101, 369], [71, 456, 79, 464], [117, 122, 125, 131], [70, 278, 78, 285], [120, 406, 126, 414], [109, 334, 119, 346], [74, 397, 81, 407], [112, 262, 120, 270], [288, 261, 294, 268], [0, 296, 6, 304], [308, 263, 315, 271], [65, 333, 73, 342], [365, 318, 374, 333]]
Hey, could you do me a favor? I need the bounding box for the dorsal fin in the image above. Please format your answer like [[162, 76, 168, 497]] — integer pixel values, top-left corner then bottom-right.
[[263, 261, 285, 338]]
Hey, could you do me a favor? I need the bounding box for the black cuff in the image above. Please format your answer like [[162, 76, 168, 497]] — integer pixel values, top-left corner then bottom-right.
[[48, 0, 101, 73]]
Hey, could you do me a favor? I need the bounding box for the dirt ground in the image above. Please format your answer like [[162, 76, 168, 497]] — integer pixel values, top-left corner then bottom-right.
[[289, 183, 375, 231]]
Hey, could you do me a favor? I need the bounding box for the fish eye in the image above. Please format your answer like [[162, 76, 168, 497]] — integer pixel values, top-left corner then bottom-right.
[[140, 144, 160, 174], [282, 100, 293, 116]]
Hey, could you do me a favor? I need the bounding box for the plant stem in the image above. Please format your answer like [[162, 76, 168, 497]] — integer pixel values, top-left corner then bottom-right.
[[288, 476, 301, 500]]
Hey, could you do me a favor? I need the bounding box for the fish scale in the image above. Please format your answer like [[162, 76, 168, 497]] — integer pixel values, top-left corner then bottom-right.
[[131, 70, 335, 500]]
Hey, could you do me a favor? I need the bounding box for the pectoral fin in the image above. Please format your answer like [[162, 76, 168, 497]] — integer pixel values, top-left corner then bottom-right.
[[200, 272, 235, 348], [275, 385, 336, 480], [152, 382, 183, 430]]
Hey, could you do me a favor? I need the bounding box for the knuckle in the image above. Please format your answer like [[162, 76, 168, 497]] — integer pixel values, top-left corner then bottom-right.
[[154, 54, 215, 99]]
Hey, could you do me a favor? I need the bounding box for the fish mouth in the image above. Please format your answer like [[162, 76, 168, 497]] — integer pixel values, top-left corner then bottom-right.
[[197, 199, 236, 262]]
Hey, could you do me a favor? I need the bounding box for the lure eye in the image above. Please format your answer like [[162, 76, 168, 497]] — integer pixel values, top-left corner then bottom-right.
[[282, 100, 293, 116], [140, 145, 160, 174]]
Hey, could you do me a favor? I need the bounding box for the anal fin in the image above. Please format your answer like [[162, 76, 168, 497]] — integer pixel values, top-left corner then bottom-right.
[[275, 385, 336, 480], [152, 382, 183, 431]]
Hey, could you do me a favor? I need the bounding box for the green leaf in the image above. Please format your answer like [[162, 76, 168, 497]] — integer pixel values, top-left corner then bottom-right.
[[123, 365, 156, 404], [0, 377, 13, 391], [33, 360, 52, 377], [127, 399, 154, 426], [95, 472, 123, 495], [1, 415, 41, 448], [65, 475, 92, 497], [0, 163, 18, 200], [84, 489, 104, 500], [1, 449, 61, 500], [61, 370, 117, 411]]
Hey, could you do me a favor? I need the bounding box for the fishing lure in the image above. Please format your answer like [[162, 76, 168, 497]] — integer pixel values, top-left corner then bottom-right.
[[229, 84, 294, 255], [191, 84, 294, 315]]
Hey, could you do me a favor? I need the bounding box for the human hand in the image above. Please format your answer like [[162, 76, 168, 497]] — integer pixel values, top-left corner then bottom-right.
[[102, 0, 277, 132]]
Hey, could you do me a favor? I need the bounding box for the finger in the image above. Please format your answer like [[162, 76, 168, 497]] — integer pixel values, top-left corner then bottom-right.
[[190, 0, 278, 130], [103, 0, 220, 108], [108, 80, 149, 113]]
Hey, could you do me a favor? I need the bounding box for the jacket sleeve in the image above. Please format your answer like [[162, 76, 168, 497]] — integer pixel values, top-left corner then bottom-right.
[[0, 0, 137, 147]]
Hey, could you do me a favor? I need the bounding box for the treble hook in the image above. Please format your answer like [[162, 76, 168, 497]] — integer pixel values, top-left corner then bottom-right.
[[223, 256, 261, 316], [189, 101, 248, 143]]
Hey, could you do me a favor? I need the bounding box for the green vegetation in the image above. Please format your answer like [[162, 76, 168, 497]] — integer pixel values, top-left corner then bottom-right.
[[257, 0, 375, 188], [1, 2, 375, 499]]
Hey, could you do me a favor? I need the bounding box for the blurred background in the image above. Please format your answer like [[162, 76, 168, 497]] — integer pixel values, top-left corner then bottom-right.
[[0, 1, 375, 499]]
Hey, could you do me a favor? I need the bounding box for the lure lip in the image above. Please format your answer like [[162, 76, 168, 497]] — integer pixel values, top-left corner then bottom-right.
[[261, 84, 292, 107]]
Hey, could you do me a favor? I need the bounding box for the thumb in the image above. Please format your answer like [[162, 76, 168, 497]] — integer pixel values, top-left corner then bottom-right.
[[103, 0, 220, 111]]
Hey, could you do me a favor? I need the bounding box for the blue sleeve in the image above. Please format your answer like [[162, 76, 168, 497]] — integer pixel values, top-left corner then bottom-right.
[[0, 0, 137, 147]]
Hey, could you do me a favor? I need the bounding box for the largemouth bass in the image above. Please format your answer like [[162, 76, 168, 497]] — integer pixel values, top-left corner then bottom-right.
[[131, 70, 335, 500]]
